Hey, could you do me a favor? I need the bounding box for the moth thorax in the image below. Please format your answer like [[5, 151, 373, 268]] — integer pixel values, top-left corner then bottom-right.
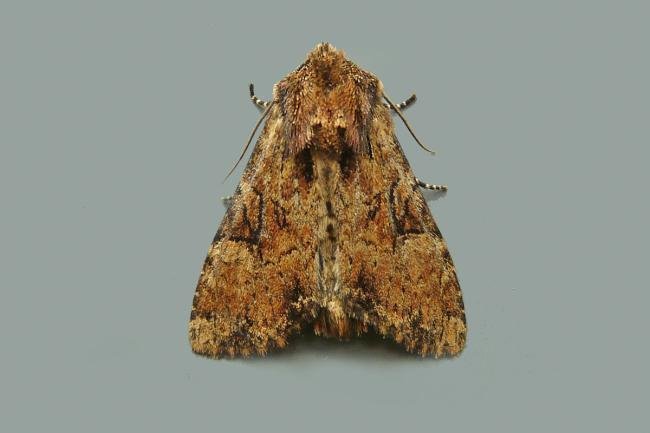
[[311, 123, 345, 150]]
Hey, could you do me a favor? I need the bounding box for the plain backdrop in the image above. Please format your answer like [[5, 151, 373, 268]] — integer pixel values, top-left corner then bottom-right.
[[1, 1, 648, 432]]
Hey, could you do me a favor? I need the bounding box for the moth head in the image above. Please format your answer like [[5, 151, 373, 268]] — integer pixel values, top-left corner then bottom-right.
[[274, 43, 382, 156]]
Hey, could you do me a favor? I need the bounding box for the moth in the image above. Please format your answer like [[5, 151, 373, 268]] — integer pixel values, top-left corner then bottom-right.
[[189, 43, 466, 358]]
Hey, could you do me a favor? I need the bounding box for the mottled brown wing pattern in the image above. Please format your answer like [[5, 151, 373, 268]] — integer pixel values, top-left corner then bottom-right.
[[338, 109, 467, 357], [189, 113, 320, 358], [190, 42, 466, 359]]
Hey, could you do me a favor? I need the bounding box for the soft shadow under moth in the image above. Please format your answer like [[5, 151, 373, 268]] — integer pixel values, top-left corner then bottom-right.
[[189, 43, 466, 358]]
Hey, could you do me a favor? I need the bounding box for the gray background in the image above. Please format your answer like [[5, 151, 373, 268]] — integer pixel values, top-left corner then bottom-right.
[[1, 1, 648, 432]]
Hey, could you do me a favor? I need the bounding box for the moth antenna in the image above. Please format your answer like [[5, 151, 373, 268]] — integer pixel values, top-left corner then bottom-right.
[[383, 94, 435, 155], [223, 101, 274, 182]]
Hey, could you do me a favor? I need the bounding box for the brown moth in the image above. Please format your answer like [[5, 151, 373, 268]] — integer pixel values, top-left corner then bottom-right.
[[189, 43, 466, 358]]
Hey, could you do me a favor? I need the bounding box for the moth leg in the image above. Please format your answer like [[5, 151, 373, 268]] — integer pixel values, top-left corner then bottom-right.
[[383, 93, 417, 111], [249, 83, 270, 109], [221, 195, 233, 207], [416, 177, 447, 192]]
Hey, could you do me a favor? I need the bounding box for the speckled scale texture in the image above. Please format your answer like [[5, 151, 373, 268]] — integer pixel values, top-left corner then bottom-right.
[[189, 43, 466, 358]]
